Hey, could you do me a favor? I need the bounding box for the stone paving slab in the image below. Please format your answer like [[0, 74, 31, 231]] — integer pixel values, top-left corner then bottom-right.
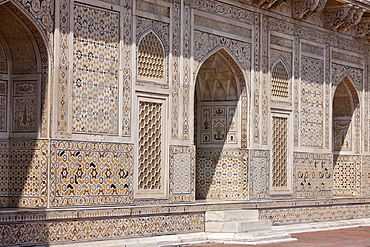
[[189, 226, 370, 247]]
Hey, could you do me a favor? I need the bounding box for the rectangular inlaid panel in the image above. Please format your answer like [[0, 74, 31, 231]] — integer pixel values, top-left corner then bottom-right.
[[0, 140, 48, 207], [249, 150, 270, 199], [0, 42, 6, 73], [0, 96, 6, 131], [333, 155, 361, 196], [293, 152, 333, 198], [300, 57, 324, 148], [259, 204, 370, 224], [169, 145, 196, 202], [50, 140, 133, 207], [72, 4, 119, 134], [12, 97, 37, 131], [0, 80, 5, 131], [196, 149, 248, 199], [362, 155, 370, 196], [200, 106, 238, 144], [0, 213, 204, 246], [13, 81, 37, 95], [0, 140, 8, 204]]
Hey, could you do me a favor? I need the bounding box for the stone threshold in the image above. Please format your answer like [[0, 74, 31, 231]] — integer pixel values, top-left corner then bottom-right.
[[1, 197, 370, 223]]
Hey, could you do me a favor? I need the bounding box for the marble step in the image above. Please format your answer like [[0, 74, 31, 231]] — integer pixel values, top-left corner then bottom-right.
[[206, 220, 272, 233], [205, 210, 259, 222]]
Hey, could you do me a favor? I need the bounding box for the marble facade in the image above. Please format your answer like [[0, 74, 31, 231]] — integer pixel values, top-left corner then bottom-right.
[[1, 0, 370, 245]]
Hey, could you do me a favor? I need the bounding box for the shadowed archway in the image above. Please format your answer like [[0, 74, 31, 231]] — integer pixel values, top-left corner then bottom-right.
[[0, 1, 48, 208], [194, 48, 248, 200]]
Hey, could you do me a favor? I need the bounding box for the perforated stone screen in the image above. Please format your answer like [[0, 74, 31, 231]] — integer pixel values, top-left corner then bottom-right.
[[272, 116, 288, 188], [138, 101, 163, 190], [271, 61, 289, 98]]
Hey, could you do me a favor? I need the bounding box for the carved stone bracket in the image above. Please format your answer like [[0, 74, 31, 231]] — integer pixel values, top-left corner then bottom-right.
[[293, 0, 327, 20], [324, 5, 365, 32], [253, 0, 289, 10], [356, 17, 370, 38]]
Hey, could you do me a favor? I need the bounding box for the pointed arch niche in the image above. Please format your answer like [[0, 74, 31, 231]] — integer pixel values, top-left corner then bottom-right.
[[195, 49, 248, 200], [271, 60, 290, 99], [332, 77, 361, 196], [332, 77, 359, 153], [0, 2, 48, 207], [137, 31, 166, 85]]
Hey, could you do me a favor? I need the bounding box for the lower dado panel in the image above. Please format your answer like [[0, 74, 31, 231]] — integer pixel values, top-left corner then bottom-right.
[[249, 150, 270, 199], [0, 213, 204, 246], [293, 152, 333, 198], [50, 141, 196, 206], [259, 204, 370, 224], [0, 139, 195, 208], [196, 149, 248, 199], [50, 140, 134, 207], [362, 155, 370, 196], [0, 140, 48, 208], [333, 155, 361, 196]]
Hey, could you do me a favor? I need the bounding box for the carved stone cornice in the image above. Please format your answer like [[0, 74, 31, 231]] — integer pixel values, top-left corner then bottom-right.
[[293, 0, 327, 20], [324, 5, 365, 32], [253, 0, 289, 10], [356, 17, 370, 38]]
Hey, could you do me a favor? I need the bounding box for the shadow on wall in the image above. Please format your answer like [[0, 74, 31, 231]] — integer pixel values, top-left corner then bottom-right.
[[194, 49, 248, 200], [332, 77, 360, 196], [0, 3, 48, 209], [0, 2, 51, 245]]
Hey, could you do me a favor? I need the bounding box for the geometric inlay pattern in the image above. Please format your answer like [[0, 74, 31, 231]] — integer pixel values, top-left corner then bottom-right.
[[333, 155, 361, 196], [138, 102, 162, 191], [0, 140, 48, 208], [300, 57, 324, 148], [249, 150, 270, 199], [50, 140, 133, 207], [362, 155, 370, 196], [272, 116, 288, 188], [196, 149, 248, 199], [172, 153, 191, 194], [0, 41, 6, 73], [259, 204, 370, 224], [0, 80, 6, 131], [271, 61, 289, 98], [138, 32, 165, 80], [170, 146, 195, 200], [0, 213, 204, 245], [293, 152, 333, 198], [72, 4, 119, 134]]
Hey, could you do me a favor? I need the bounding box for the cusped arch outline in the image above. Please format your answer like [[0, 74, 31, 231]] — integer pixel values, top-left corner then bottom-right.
[[194, 47, 249, 147], [332, 76, 361, 154], [137, 30, 167, 83], [0, 1, 49, 138], [271, 59, 291, 99]]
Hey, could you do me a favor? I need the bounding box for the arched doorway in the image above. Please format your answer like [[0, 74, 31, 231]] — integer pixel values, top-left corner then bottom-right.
[[332, 77, 361, 196], [0, 2, 48, 207], [195, 49, 248, 200]]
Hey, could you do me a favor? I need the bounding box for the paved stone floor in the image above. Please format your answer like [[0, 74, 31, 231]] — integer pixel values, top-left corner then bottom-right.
[[189, 226, 370, 247]]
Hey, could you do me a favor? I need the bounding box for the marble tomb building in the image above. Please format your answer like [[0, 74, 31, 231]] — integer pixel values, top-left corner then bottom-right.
[[0, 0, 370, 245]]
